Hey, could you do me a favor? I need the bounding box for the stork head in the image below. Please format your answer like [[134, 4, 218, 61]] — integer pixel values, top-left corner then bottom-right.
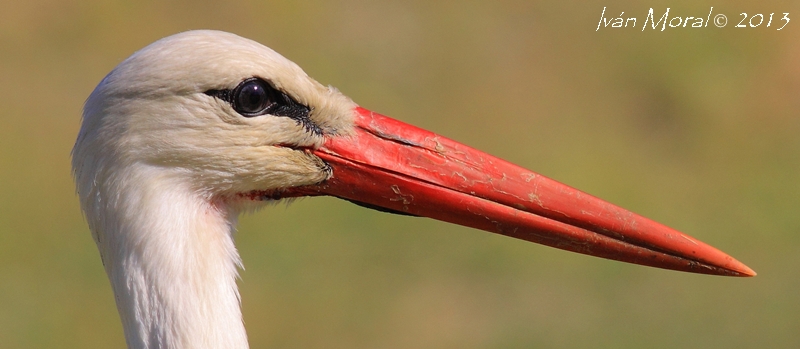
[[73, 30, 754, 277], [74, 31, 357, 203]]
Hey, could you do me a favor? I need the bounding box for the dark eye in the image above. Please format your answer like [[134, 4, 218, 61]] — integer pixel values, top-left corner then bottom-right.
[[232, 79, 274, 116], [204, 78, 317, 133]]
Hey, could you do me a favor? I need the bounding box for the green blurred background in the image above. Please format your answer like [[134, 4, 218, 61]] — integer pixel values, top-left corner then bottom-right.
[[2, 0, 799, 348]]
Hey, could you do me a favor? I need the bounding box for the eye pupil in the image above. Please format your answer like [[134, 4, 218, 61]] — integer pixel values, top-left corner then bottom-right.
[[234, 79, 272, 115]]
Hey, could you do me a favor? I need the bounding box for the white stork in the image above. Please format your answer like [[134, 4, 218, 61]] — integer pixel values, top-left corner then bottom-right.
[[72, 30, 754, 349]]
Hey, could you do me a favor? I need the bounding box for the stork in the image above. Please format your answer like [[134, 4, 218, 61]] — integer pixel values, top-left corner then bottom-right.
[[72, 30, 754, 349]]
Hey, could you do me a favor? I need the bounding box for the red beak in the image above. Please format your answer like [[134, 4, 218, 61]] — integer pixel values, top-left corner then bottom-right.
[[286, 107, 755, 277]]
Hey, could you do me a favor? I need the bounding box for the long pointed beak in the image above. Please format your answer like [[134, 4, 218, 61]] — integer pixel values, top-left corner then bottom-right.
[[286, 107, 755, 277]]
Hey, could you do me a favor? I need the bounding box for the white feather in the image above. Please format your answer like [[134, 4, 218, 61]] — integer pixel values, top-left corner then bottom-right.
[[73, 30, 356, 349]]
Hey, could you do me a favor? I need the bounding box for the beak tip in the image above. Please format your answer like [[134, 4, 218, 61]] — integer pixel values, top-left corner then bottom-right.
[[735, 263, 757, 277], [711, 256, 756, 277], [690, 245, 756, 277], [707, 246, 756, 277]]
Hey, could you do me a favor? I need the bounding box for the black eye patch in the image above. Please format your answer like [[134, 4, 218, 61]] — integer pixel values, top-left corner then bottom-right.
[[205, 78, 321, 135]]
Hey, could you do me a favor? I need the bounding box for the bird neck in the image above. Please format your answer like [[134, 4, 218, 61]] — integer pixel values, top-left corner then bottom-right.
[[98, 170, 249, 349]]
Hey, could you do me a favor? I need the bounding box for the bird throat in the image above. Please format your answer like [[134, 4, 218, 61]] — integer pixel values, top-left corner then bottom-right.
[[102, 180, 250, 349]]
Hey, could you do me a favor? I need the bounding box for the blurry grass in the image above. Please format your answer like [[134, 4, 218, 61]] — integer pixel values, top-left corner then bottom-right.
[[1, 0, 799, 348]]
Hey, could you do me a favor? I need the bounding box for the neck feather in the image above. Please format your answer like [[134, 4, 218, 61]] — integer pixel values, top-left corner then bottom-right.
[[94, 167, 249, 349]]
